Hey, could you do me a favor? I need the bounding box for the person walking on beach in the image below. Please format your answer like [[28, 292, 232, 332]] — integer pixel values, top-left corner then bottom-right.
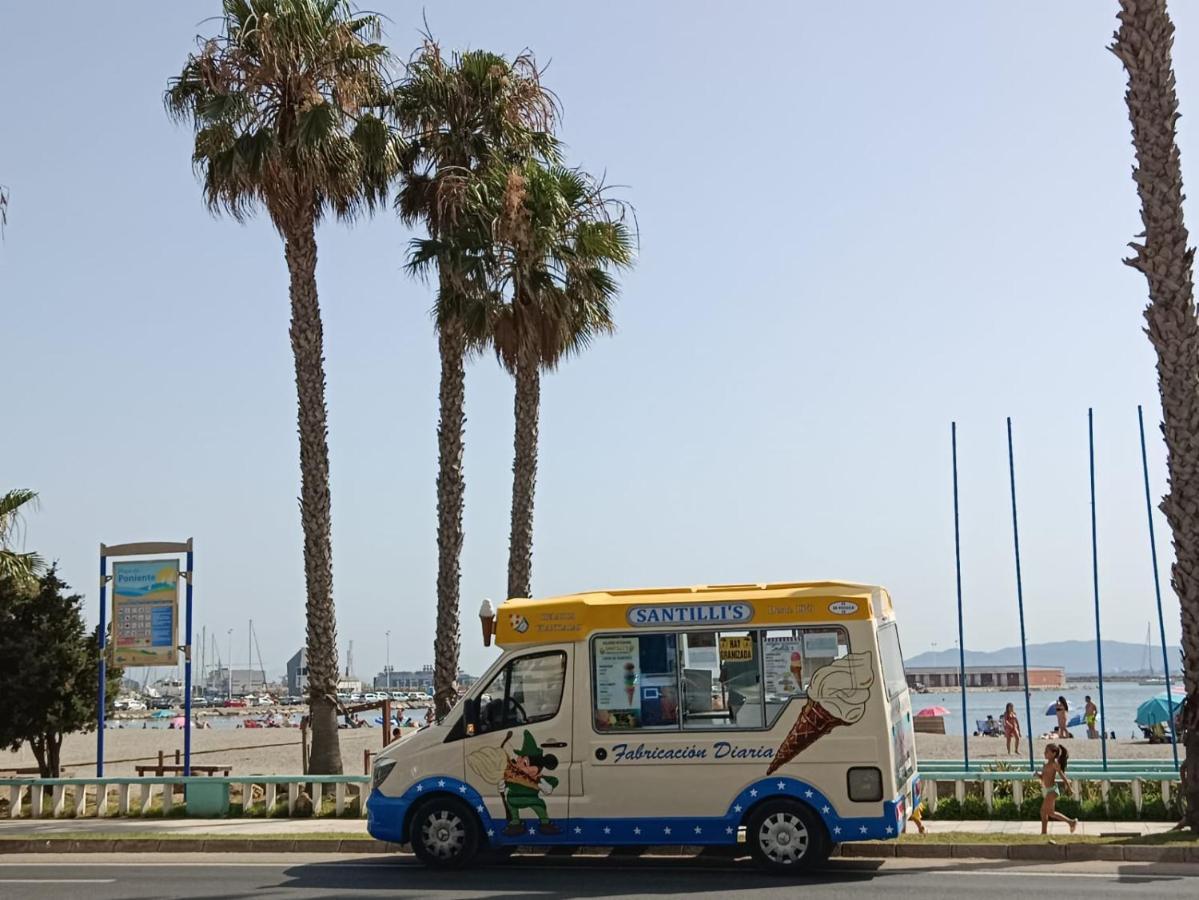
[[1084, 696, 1098, 739], [1040, 743, 1077, 835], [1003, 702, 1021, 755], [1055, 696, 1072, 738]]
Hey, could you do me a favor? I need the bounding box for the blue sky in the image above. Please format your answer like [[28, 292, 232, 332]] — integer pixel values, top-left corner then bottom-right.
[[2, 1, 1192, 681]]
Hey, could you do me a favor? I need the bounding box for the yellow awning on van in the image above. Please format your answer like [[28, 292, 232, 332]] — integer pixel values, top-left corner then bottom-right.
[[494, 581, 890, 647]]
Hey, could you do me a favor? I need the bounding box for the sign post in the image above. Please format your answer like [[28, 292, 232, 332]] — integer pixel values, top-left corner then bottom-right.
[[98, 540, 194, 777]]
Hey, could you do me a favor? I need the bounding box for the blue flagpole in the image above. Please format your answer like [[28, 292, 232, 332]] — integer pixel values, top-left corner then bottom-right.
[[97, 548, 108, 778], [1007, 418, 1035, 771], [1138, 405, 1180, 770], [1088, 409, 1108, 769], [183, 539, 194, 777], [952, 422, 969, 769]]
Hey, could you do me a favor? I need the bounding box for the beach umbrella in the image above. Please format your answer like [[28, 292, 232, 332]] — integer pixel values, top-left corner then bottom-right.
[[1043, 702, 1071, 716], [915, 706, 950, 717], [1066, 713, 1085, 729], [151, 709, 173, 718], [1136, 694, 1184, 728]]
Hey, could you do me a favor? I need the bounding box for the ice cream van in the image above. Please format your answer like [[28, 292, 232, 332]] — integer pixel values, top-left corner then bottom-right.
[[366, 581, 919, 872]]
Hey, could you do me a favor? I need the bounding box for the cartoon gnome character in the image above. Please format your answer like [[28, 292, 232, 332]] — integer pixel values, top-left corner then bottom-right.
[[468, 730, 561, 835]]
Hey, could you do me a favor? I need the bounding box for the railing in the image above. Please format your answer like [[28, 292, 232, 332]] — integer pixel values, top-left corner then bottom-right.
[[1, 775, 371, 820], [916, 764, 1181, 816]]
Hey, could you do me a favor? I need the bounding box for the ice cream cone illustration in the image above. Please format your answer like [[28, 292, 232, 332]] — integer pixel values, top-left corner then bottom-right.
[[623, 662, 637, 705], [789, 651, 803, 689], [479, 598, 496, 646], [767, 652, 874, 775]]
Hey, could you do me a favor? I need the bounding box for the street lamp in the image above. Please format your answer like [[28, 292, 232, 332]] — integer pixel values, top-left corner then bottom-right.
[[385, 630, 391, 688], [227, 628, 233, 699]]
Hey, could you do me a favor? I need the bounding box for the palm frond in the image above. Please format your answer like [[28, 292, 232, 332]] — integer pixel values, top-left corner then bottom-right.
[[165, 0, 404, 233]]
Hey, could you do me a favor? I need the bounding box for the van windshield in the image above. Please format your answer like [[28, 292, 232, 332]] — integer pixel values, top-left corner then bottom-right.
[[877, 623, 908, 700]]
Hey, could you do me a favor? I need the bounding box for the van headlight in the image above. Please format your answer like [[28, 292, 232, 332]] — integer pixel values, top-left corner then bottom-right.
[[847, 766, 883, 802], [372, 758, 397, 791]]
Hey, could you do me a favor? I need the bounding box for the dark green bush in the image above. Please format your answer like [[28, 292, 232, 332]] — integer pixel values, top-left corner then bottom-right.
[[961, 797, 988, 819], [929, 797, 961, 820], [990, 798, 1020, 820], [1020, 793, 1043, 819]]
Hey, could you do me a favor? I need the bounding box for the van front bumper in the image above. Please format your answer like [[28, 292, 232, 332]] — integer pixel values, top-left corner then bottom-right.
[[366, 789, 410, 844]]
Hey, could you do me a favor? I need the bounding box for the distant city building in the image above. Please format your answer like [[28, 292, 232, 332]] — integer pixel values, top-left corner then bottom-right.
[[205, 667, 266, 695], [337, 678, 363, 693], [906, 665, 1065, 690], [373, 664, 475, 690], [286, 648, 308, 697]]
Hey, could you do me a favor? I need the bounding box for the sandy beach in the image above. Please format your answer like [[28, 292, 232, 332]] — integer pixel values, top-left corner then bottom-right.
[[1, 726, 1178, 778]]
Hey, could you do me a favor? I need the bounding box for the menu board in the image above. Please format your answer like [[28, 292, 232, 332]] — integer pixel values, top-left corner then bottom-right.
[[764, 637, 804, 696], [595, 636, 640, 710]]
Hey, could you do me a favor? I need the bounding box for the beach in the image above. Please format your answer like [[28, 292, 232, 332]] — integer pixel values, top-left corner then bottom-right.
[[1, 725, 1178, 777]]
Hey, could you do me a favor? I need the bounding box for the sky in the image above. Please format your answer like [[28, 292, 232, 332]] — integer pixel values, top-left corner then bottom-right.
[[2, 1, 1194, 684]]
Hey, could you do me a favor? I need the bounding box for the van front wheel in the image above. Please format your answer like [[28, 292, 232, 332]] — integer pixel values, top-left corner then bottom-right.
[[746, 799, 828, 873], [410, 797, 480, 868]]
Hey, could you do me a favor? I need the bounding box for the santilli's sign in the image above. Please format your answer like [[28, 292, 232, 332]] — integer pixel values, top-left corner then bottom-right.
[[626, 602, 754, 627]]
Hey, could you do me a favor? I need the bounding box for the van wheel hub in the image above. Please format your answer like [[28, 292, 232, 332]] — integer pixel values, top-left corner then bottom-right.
[[758, 811, 809, 863], [421, 809, 466, 859]]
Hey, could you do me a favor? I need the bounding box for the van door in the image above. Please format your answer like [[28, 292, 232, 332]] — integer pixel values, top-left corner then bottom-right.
[[460, 645, 574, 840]]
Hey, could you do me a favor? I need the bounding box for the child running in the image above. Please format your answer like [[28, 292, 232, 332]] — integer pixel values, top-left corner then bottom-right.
[[1040, 743, 1077, 835], [1002, 702, 1021, 755]]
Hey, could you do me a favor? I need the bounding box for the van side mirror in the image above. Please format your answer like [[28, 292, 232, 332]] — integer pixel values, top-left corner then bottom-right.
[[464, 697, 480, 736]]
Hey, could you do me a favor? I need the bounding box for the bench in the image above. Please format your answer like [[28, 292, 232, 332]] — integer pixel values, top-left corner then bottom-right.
[[913, 715, 946, 735], [134, 764, 232, 777]]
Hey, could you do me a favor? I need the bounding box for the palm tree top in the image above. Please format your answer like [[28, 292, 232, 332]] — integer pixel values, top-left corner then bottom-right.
[[480, 160, 636, 373], [392, 41, 560, 233], [0, 488, 45, 583], [164, 0, 401, 232]]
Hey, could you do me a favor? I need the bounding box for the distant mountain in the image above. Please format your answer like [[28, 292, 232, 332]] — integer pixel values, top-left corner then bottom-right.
[[905, 640, 1182, 676]]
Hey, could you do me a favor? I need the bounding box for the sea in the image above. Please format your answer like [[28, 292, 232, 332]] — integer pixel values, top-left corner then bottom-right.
[[912, 681, 1179, 739], [108, 709, 418, 731]]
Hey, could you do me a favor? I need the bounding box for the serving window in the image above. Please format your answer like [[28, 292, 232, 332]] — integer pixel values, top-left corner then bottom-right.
[[592, 626, 849, 733]]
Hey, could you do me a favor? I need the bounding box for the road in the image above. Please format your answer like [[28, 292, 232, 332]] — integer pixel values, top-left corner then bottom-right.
[[0, 853, 1195, 898]]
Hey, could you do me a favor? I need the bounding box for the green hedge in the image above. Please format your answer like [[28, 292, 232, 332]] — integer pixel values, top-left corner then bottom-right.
[[923, 778, 1181, 821]]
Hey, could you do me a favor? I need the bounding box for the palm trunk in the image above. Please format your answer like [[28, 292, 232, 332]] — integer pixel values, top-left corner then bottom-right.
[[434, 320, 467, 720], [507, 352, 540, 601], [1112, 0, 1199, 827], [284, 218, 342, 775]]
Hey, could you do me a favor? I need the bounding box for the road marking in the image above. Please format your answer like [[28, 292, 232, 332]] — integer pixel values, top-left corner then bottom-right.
[[0, 879, 116, 884], [934, 869, 1188, 882], [0, 860, 1194, 881]]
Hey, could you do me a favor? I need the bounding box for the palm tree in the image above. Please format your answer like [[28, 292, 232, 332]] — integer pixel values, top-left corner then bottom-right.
[[1111, 0, 1199, 827], [478, 161, 634, 601], [392, 42, 557, 719], [0, 489, 44, 584], [166, 0, 400, 773]]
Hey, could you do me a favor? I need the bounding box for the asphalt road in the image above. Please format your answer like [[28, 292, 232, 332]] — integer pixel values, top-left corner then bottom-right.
[[0, 853, 1196, 899]]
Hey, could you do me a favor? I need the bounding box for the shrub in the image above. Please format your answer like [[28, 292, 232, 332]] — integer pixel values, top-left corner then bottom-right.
[[991, 798, 1020, 820], [961, 797, 988, 819], [1020, 792, 1043, 819], [929, 797, 962, 820]]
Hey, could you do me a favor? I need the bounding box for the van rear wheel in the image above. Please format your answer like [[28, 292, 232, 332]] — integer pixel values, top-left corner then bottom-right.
[[410, 797, 480, 869], [746, 799, 828, 873]]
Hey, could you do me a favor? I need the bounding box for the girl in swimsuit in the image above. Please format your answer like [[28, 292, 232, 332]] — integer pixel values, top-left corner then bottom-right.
[[1002, 702, 1021, 755], [1040, 743, 1077, 835]]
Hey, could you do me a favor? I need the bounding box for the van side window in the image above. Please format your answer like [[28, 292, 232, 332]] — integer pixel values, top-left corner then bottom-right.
[[762, 627, 850, 727], [680, 631, 764, 730], [477, 651, 566, 733], [593, 634, 678, 730]]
